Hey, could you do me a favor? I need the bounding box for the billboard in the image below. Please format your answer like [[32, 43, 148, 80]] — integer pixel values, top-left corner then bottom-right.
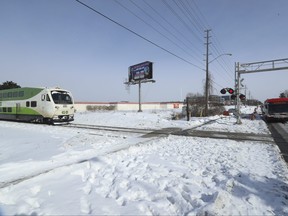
[[128, 61, 153, 82]]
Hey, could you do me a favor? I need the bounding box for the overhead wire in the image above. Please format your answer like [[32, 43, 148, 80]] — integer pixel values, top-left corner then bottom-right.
[[76, 0, 238, 93], [75, 0, 203, 70], [174, 0, 204, 35], [188, 0, 235, 89], [160, 0, 204, 46], [211, 38, 234, 79], [174, 0, 232, 86], [167, 0, 234, 87], [142, 0, 204, 64], [160, 0, 234, 90], [115, 0, 203, 65]]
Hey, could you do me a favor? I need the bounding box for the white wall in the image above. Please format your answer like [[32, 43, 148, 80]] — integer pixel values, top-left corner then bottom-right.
[[75, 102, 184, 112]]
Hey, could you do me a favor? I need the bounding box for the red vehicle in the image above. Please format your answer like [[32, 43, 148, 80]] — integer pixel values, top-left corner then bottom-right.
[[262, 98, 288, 122]]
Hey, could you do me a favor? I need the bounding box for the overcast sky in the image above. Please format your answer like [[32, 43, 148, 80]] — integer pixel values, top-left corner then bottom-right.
[[1, 0, 287, 102]]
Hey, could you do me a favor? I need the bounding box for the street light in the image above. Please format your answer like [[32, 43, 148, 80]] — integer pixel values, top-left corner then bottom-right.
[[209, 53, 232, 64], [204, 53, 232, 116]]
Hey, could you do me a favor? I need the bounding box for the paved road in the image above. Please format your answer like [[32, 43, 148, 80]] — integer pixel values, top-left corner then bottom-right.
[[268, 122, 288, 162]]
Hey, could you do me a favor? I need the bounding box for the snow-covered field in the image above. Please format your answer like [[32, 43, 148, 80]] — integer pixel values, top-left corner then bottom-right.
[[0, 106, 288, 215]]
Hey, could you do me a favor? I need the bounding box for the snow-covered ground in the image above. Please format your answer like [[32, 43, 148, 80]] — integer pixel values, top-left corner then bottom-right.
[[0, 106, 288, 215]]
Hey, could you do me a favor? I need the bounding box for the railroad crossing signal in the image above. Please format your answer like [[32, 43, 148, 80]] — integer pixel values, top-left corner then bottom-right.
[[220, 88, 245, 100], [240, 78, 244, 87], [239, 94, 246, 100], [220, 88, 234, 94], [220, 88, 226, 94], [228, 88, 234, 94]]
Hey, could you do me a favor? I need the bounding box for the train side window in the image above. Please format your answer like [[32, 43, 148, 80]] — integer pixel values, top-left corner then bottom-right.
[[31, 101, 37, 107], [19, 91, 24, 97], [8, 92, 12, 98], [46, 94, 51, 101], [8, 107, 12, 112], [0, 93, 2, 98], [3, 93, 7, 98], [26, 101, 30, 107], [0, 108, 2, 112], [3, 107, 7, 112], [41, 94, 45, 101], [13, 92, 18, 97]]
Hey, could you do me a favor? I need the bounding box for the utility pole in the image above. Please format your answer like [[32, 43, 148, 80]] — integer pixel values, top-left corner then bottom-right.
[[204, 29, 211, 116]]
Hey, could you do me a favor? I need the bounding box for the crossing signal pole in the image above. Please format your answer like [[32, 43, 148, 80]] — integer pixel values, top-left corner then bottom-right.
[[235, 62, 242, 124], [235, 58, 288, 124]]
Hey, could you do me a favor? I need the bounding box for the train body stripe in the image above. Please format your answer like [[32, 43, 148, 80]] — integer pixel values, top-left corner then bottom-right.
[[0, 107, 41, 115]]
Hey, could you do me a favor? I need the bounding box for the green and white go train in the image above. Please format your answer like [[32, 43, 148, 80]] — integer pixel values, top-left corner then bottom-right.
[[0, 87, 75, 124]]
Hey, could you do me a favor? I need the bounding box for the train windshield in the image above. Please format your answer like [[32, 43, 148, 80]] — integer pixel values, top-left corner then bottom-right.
[[51, 91, 73, 104], [268, 103, 288, 114]]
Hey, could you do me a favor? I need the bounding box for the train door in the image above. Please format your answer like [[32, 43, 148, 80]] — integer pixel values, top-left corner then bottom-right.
[[16, 103, 20, 119], [40, 93, 52, 117], [41, 94, 46, 114]]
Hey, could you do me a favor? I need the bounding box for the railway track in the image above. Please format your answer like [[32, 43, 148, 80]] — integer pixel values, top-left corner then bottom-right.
[[61, 117, 224, 137], [62, 117, 273, 142], [62, 123, 155, 135]]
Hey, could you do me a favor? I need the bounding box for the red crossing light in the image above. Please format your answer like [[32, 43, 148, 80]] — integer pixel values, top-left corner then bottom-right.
[[227, 88, 234, 94]]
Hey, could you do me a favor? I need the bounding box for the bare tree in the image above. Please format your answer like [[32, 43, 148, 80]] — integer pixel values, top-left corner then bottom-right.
[[280, 90, 288, 98], [203, 71, 214, 97]]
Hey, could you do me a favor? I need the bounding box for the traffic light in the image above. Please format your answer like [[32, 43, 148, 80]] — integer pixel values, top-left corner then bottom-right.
[[239, 94, 246, 100], [220, 88, 226, 94]]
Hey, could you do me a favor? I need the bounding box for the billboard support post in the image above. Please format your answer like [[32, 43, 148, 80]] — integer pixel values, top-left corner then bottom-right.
[[138, 80, 142, 112], [124, 61, 155, 112], [124, 79, 156, 112]]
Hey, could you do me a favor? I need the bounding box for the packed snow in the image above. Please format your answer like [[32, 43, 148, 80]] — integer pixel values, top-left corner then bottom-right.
[[0, 106, 288, 215]]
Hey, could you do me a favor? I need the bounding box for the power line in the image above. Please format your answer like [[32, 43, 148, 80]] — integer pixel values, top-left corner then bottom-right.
[[75, 0, 203, 70], [174, 0, 204, 35], [142, 0, 204, 64], [114, 0, 202, 64], [190, 0, 234, 83], [161, 0, 203, 45]]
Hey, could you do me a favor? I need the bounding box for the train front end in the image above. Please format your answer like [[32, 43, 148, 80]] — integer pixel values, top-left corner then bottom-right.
[[49, 88, 75, 123]]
